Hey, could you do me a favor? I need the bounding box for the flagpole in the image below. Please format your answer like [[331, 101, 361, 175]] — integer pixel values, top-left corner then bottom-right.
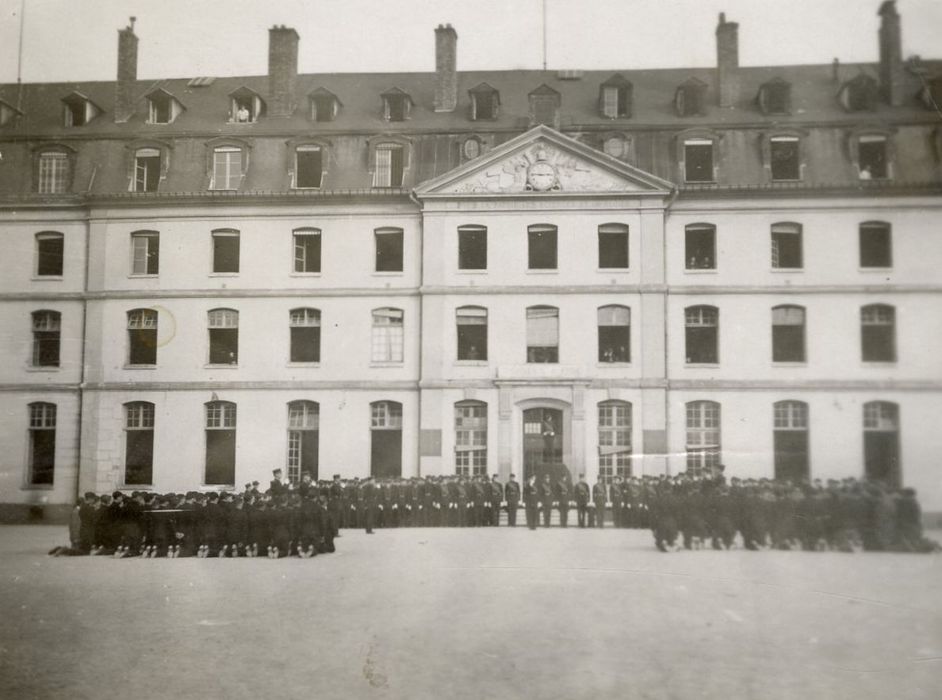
[[17, 0, 26, 83], [541, 0, 547, 70]]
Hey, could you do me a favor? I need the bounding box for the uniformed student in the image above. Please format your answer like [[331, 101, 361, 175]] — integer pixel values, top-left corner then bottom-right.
[[540, 474, 554, 527], [592, 478, 607, 528], [505, 474, 521, 527], [574, 474, 590, 528], [524, 474, 539, 530]]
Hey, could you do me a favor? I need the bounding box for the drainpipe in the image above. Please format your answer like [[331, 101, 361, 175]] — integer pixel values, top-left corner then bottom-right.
[[410, 189, 424, 477]]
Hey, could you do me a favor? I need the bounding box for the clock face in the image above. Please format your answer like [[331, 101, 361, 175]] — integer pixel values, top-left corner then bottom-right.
[[527, 161, 557, 191]]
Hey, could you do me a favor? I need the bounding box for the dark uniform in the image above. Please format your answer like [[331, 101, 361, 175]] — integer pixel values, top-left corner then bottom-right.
[[592, 481, 607, 528], [574, 478, 590, 528], [505, 477, 521, 527], [524, 477, 539, 530]]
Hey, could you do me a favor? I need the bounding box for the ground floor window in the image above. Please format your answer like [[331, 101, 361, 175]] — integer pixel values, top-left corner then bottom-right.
[[686, 400, 720, 476], [598, 401, 631, 483], [287, 400, 319, 482], [370, 401, 402, 478], [28, 402, 56, 485], [773, 400, 808, 483], [455, 400, 487, 476], [205, 401, 236, 485], [863, 401, 900, 488], [124, 401, 155, 485]]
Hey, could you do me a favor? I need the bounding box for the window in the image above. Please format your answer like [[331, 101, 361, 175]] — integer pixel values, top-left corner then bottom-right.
[[863, 401, 900, 488], [371, 401, 403, 429], [684, 138, 714, 182], [0, 99, 18, 126], [758, 79, 792, 115], [685, 306, 718, 364], [859, 222, 892, 268], [230, 90, 263, 123], [674, 79, 707, 117], [371, 308, 404, 363], [146, 91, 178, 124], [598, 223, 629, 269], [310, 91, 339, 122], [598, 306, 631, 363], [37, 151, 70, 194], [28, 402, 56, 486], [35, 232, 64, 277], [375, 227, 404, 272], [31, 310, 61, 367], [208, 308, 239, 365], [861, 304, 896, 362], [771, 222, 802, 269], [773, 401, 809, 483], [685, 224, 716, 270], [526, 306, 559, 363], [602, 135, 628, 159], [456, 306, 487, 361], [205, 401, 236, 486], [455, 401, 487, 476], [598, 401, 632, 482], [293, 228, 321, 273], [772, 305, 806, 363], [287, 401, 319, 482], [127, 308, 158, 365], [372, 144, 404, 187], [130, 231, 160, 275], [528, 224, 557, 270], [462, 138, 481, 160], [528, 84, 560, 126], [840, 75, 878, 112], [294, 146, 323, 189], [469, 84, 499, 120], [289, 308, 321, 363], [212, 230, 240, 273], [858, 135, 888, 179], [383, 93, 411, 122], [770, 136, 800, 181], [124, 402, 155, 485], [211, 147, 243, 190], [133, 148, 161, 192], [686, 401, 720, 476], [62, 94, 95, 126], [458, 225, 487, 270], [599, 75, 632, 118]]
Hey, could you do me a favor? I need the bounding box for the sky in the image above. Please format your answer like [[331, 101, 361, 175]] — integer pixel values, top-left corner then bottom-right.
[[0, 0, 940, 84]]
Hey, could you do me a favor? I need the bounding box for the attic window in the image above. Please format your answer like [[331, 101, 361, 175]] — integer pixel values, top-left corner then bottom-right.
[[469, 85, 499, 121], [229, 90, 264, 123], [147, 92, 181, 124], [0, 100, 18, 126], [840, 75, 878, 112], [383, 93, 411, 122], [858, 135, 888, 180], [758, 80, 791, 115], [600, 75, 632, 119], [528, 85, 560, 127], [62, 94, 97, 127], [675, 81, 707, 117], [310, 93, 339, 122]]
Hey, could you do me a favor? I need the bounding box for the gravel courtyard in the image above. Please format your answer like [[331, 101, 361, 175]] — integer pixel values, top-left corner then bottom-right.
[[1, 525, 939, 700]]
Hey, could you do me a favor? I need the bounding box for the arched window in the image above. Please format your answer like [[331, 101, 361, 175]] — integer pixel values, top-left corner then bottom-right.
[[598, 306, 630, 363], [598, 401, 632, 482], [289, 308, 321, 363], [685, 306, 718, 364], [287, 401, 320, 482], [686, 401, 720, 476], [863, 401, 900, 488], [526, 306, 559, 363], [861, 304, 896, 362], [372, 308, 404, 363], [208, 308, 239, 365], [773, 401, 809, 483], [127, 308, 158, 365], [205, 401, 237, 486], [370, 401, 403, 478], [772, 305, 805, 363], [31, 310, 61, 367], [455, 400, 487, 476], [124, 402, 155, 485], [27, 402, 57, 486]]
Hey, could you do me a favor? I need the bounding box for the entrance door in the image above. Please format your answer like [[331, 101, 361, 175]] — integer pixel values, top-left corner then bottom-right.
[[864, 432, 899, 488], [523, 407, 563, 482], [371, 401, 402, 478]]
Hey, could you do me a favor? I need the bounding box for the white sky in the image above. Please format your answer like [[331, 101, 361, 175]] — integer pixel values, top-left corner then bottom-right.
[[1, 0, 940, 83]]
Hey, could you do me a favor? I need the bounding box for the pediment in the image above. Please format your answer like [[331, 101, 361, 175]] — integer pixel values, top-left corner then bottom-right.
[[415, 125, 673, 197]]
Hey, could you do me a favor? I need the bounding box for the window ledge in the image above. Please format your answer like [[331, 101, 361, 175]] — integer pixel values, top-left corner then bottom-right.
[[770, 268, 804, 273], [683, 269, 718, 274], [372, 271, 405, 276], [456, 269, 488, 275], [455, 361, 488, 367], [597, 362, 632, 367], [861, 361, 898, 367], [208, 272, 240, 278], [204, 364, 239, 369], [200, 485, 237, 490], [123, 364, 158, 370], [597, 267, 630, 273], [25, 366, 60, 373], [526, 269, 559, 274], [858, 267, 893, 273], [289, 272, 322, 278], [31, 276, 64, 282], [369, 362, 405, 368], [684, 363, 720, 368], [772, 362, 808, 367], [21, 484, 55, 491], [128, 274, 159, 279], [120, 484, 155, 490], [292, 187, 323, 192], [287, 362, 321, 368]]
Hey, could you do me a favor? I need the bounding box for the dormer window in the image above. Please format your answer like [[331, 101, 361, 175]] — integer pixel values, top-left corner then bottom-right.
[[294, 145, 324, 189], [674, 79, 707, 117], [857, 134, 889, 180], [0, 99, 21, 126], [382, 89, 413, 122], [528, 84, 561, 127], [599, 74, 632, 119], [35, 147, 73, 194], [468, 83, 499, 121], [372, 143, 405, 187], [839, 74, 878, 112], [146, 89, 183, 124], [309, 89, 340, 122], [229, 88, 265, 123], [62, 92, 100, 127], [758, 78, 791, 115]]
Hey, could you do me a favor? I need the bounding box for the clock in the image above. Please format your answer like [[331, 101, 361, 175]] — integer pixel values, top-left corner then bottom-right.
[[526, 161, 558, 191]]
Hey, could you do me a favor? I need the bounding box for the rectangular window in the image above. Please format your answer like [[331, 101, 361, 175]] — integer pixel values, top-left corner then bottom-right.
[[684, 139, 714, 182], [598, 224, 629, 269], [211, 147, 242, 190], [38, 152, 69, 194], [212, 230, 240, 273], [148, 96, 172, 124], [601, 87, 620, 118], [208, 309, 239, 365], [293, 229, 321, 273], [311, 95, 336, 122], [373, 145, 404, 187], [128, 309, 158, 365], [528, 225, 557, 270], [685, 225, 715, 270], [294, 146, 323, 189], [131, 231, 160, 275], [36, 233, 64, 277], [771, 223, 802, 269], [205, 402, 236, 486], [598, 306, 631, 363], [685, 306, 718, 364], [458, 226, 487, 270], [32, 311, 61, 367], [858, 136, 887, 179], [372, 309, 404, 363], [385, 97, 408, 122], [134, 149, 161, 192], [526, 307, 559, 363], [686, 401, 720, 476], [860, 223, 892, 268], [772, 306, 806, 363], [598, 402, 632, 481], [455, 403, 487, 476], [861, 306, 896, 362], [375, 228, 404, 272], [472, 92, 497, 120], [28, 403, 56, 486], [770, 136, 800, 181], [289, 308, 321, 363], [125, 403, 155, 485], [457, 307, 487, 361]]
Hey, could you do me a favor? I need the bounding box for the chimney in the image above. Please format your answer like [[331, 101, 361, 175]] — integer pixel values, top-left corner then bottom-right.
[[269, 25, 299, 118], [114, 18, 138, 123], [878, 1, 904, 106], [716, 12, 739, 108], [434, 24, 458, 112]]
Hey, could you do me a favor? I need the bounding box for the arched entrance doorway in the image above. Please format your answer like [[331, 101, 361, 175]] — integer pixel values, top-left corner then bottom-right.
[[522, 407, 568, 482]]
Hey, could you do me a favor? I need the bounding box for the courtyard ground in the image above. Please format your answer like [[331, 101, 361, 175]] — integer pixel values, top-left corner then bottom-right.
[[0, 525, 939, 700]]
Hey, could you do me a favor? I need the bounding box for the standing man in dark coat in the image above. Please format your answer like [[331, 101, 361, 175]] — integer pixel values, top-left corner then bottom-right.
[[592, 478, 607, 528], [574, 474, 591, 528], [361, 477, 377, 534], [504, 474, 521, 526], [540, 474, 554, 527], [556, 475, 572, 527], [489, 474, 504, 527], [524, 474, 539, 530]]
